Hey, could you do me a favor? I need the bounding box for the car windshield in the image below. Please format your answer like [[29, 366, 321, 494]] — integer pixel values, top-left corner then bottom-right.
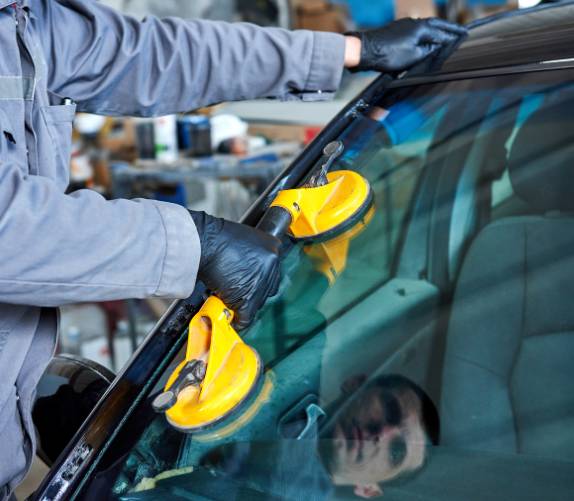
[[84, 69, 574, 500]]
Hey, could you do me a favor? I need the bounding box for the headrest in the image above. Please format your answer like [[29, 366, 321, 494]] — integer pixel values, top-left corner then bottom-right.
[[508, 100, 574, 212]]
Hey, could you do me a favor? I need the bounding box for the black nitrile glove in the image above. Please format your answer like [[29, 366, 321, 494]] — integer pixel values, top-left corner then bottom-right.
[[347, 18, 467, 73], [190, 211, 281, 331]]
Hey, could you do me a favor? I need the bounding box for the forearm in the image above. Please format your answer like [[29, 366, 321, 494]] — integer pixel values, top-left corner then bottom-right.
[[39, 1, 347, 115], [0, 163, 199, 306]]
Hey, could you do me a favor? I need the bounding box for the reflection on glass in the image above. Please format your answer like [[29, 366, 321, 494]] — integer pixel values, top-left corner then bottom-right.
[[323, 375, 439, 498], [130, 375, 438, 500], [89, 70, 574, 500]]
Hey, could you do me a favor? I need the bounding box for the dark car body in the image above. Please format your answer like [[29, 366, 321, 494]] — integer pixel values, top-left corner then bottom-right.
[[35, 3, 574, 499]]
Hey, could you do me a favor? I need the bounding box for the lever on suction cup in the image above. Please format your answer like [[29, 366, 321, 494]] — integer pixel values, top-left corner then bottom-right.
[[307, 140, 344, 187], [152, 359, 207, 413]]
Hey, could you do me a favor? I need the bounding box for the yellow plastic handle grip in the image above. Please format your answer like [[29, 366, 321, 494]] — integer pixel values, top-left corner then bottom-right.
[[164, 297, 261, 431]]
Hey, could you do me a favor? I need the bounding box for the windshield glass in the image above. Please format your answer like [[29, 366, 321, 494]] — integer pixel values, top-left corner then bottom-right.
[[84, 69, 574, 500]]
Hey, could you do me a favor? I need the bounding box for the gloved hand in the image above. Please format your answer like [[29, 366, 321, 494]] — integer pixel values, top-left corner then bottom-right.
[[347, 18, 467, 73], [190, 211, 281, 331]]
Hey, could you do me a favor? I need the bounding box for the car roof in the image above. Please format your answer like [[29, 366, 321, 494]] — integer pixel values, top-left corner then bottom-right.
[[434, 1, 574, 75]]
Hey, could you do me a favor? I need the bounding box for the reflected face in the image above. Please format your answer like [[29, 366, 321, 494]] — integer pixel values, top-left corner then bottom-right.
[[329, 384, 428, 490]]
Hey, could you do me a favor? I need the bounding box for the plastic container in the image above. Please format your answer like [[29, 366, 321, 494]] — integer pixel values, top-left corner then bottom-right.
[[178, 115, 212, 157], [134, 119, 156, 159], [177, 116, 195, 152], [154, 115, 178, 162]]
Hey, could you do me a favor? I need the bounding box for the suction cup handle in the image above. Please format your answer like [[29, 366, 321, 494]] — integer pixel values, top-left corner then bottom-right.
[[255, 205, 293, 239], [307, 140, 344, 188]]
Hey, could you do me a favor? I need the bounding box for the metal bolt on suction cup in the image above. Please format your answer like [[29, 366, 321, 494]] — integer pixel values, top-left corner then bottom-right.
[[152, 390, 177, 412], [323, 140, 344, 158], [152, 359, 207, 414], [223, 309, 232, 321]]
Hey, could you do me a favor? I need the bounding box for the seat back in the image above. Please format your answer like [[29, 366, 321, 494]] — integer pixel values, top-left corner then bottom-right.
[[440, 97, 574, 460]]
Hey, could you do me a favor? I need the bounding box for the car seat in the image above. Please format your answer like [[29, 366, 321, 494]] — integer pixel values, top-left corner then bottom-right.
[[439, 97, 574, 460]]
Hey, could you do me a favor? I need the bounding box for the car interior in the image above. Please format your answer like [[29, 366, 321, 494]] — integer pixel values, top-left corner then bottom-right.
[[383, 83, 574, 499], [426, 91, 574, 499], [78, 70, 574, 500]]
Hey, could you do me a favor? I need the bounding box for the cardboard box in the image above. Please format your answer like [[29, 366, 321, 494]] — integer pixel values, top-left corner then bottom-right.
[[98, 117, 137, 161], [248, 123, 323, 145], [293, 0, 348, 33]]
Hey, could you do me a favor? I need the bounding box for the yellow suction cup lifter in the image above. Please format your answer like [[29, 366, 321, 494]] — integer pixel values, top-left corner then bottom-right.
[[152, 296, 262, 431], [269, 170, 372, 241], [155, 141, 373, 432]]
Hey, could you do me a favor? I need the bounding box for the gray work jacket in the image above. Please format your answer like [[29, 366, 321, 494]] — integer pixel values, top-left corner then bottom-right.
[[0, 0, 344, 497]]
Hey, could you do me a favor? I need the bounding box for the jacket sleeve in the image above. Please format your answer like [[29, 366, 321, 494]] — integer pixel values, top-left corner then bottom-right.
[[36, 0, 346, 116], [0, 161, 200, 306]]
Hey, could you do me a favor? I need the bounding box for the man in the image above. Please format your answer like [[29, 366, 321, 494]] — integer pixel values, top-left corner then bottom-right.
[[323, 374, 439, 498], [189, 374, 439, 500], [0, 0, 464, 497]]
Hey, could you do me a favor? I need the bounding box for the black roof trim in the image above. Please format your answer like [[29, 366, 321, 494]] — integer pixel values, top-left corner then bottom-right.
[[420, 1, 574, 76], [391, 58, 574, 88]]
